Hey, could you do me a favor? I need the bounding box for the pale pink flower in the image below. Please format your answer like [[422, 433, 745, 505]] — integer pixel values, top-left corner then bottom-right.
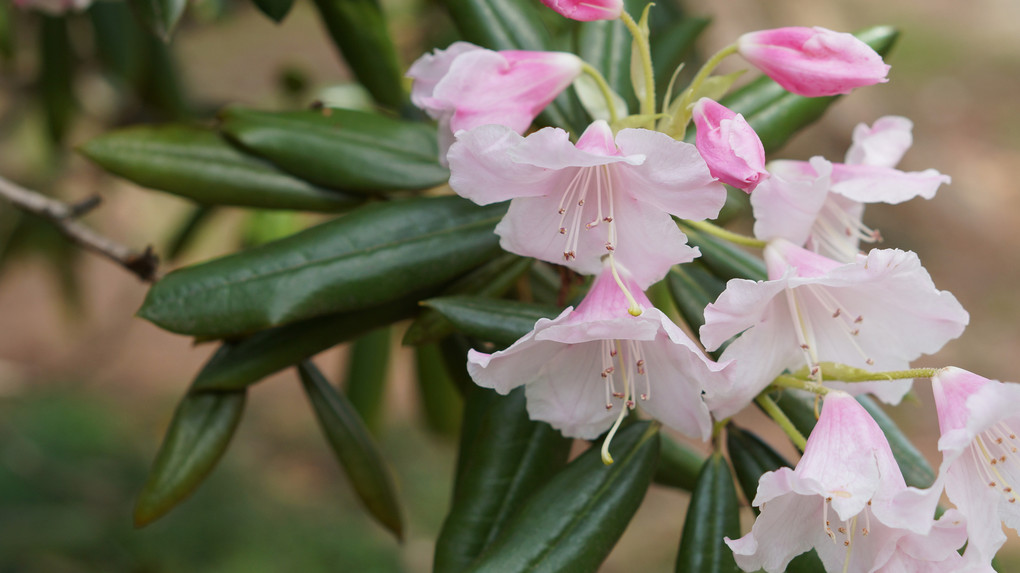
[[931, 367, 1020, 565], [727, 392, 949, 573], [736, 27, 890, 97], [447, 120, 725, 288], [407, 42, 583, 162], [752, 117, 951, 261], [540, 0, 622, 21], [692, 98, 769, 193], [13, 0, 90, 13], [700, 239, 968, 418], [466, 263, 727, 440]]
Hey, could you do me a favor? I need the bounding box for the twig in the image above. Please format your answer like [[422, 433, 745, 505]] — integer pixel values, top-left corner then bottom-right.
[[0, 175, 159, 282]]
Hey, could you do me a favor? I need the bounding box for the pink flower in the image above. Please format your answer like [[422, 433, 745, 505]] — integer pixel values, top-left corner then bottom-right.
[[540, 0, 622, 21], [752, 117, 951, 261], [931, 367, 1020, 565], [406, 42, 583, 162], [736, 27, 890, 97], [692, 98, 769, 193], [447, 120, 725, 288], [466, 263, 727, 440], [727, 392, 949, 573], [700, 239, 968, 417]]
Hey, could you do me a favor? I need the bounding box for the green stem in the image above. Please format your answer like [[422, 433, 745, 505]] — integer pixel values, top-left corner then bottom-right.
[[620, 11, 656, 124], [580, 62, 620, 124], [788, 365, 940, 383], [772, 374, 830, 395], [683, 219, 767, 248], [711, 418, 728, 451], [756, 394, 807, 451], [682, 43, 738, 109]]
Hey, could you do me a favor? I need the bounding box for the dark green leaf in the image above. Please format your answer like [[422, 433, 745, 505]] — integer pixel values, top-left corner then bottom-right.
[[139, 196, 504, 338], [666, 261, 726, 334], [576, 16, 637, 110], [191, 298, 418, 391], [654, 434, 704, 491], [650, 17, 710, 104], [675, 452, 740, 573], [310, 0, 405, 109], [135, 348, 246, 527], [435, 387, 571, 573], [344, 327, 391, 433], [80, 125, 361, 211], [423, 296, 563, 349], [219, 107, 449, 192], [403, 254, 533, 346], [415, 343, 464, 436], [89, 0, 144, 84], [465, 422, 659, 573], [725, 424, 791, 514], [679, 223, 767, 281], [39, 17, 76, 145], [298, 361, 403, 539], [0, 3, 12, 60], [128, 0, 187, 41], [251, 0, 294, 22]]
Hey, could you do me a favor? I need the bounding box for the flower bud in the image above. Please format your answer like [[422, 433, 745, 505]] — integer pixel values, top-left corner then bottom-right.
[[692, 98, 768, 193], [737, 27, 890, 97], [539, 0, 622, 21]]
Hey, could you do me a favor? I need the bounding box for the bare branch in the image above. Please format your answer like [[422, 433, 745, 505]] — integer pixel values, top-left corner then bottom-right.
[[0, 175, 159, 282]]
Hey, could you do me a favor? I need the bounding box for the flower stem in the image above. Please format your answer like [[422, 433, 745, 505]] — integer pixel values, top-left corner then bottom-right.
[[772, 374, 830, 395], [682, 219, 767, 248], [681, 43, 738, 110], [787, 363, 939, 383], [620, 10, 656, 125], [756, 394, 807, 451], [581, 62, 620, 125]]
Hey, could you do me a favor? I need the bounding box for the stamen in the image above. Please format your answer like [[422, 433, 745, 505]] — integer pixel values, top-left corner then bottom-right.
[[784, 289, 820, 381], [601, 340, 632, 465]]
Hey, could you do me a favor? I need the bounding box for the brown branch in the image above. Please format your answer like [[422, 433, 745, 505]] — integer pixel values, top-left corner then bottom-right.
[[0, 175, 159, 282]]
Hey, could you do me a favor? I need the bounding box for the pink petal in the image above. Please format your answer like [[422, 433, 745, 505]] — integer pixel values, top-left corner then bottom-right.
[[692, 98, 768, 192], [447, 124, 563, 204], [540, 0, 622, 21], [845, 116, 914, 167], [751, 157, 833, 244], [829, 164, 950, 204]]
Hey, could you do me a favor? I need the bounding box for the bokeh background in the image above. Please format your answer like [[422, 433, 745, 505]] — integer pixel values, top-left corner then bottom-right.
[[1, 0, 1019, 570]]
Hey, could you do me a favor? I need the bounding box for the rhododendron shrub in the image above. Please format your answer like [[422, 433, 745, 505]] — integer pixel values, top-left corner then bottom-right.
[[11, 0, 1009, 570]]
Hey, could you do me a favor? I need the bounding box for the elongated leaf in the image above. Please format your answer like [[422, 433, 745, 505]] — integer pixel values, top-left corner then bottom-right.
[[403, 254, 533, 346], [675, 452, 740, 573], [654, 434, 704, 491], [439, 0, 587, 133], [135, 349, 246, 527], [423, 296, 563, 349], [219, 107, 448, 192], [80, 125, 361, 211], [466, 423, 659, 572], [344, 327, 391, 433], [651, 17, 709, 104], [666, 261, 726, 333], [680, 224, 767, 281], [89, 0, 143, 84], [39, 17, 76, 145], [192, 297, 418, 391], [139, 196, 504, 338], [251, 0, 294, 22], [310, 0, 404, 109], [435, 387, 571, 573], [298, 361, 403, 539], [128, 0, 186, 41], [576, 15, 637, 110], [415, 343, 464, 436], [726, 424, 790, 514]]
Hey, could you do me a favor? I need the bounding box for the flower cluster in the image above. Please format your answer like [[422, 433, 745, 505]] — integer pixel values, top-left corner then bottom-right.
[[406, 3, 1008, 569]]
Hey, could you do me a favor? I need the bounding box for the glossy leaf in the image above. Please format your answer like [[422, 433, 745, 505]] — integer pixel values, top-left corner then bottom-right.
[[344, 327, 391, 433], [675, 452, 740, 573], [128, 0, 187, 41], [423, 296, 563, 349], [135, 349, 246, 527], [89, 0, 143, 84], [679, 223, 767, 282], [465, 422, 659, 573], [415, 343, 464, 437], [434, 387, 571, 573], [298, 361, 404, 539], [191, 298, 418, 392], [39, 17, 76, 145], [251, 0, 294, 22], [80, 125, 361, 212], [666, 261, 726, 334], [219, 107, 449, 192], [139, 196, 504, 338], [576, 14, 637, 110], [310, 0, 405, 109], [725, 424, 791, 514], [654, 434, 704, 491], [650, 17, 709, 104], [403, 254, 533, 346]]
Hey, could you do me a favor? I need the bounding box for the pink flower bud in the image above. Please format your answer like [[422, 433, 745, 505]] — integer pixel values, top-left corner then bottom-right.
[[737, 27, 890, 97], [692, 98, 768, 193], [540, 0, 622, 21]]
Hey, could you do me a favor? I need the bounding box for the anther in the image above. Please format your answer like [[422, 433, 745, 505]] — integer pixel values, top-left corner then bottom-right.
[[832, 309, 841, 318], [612, 392, 624, 398]]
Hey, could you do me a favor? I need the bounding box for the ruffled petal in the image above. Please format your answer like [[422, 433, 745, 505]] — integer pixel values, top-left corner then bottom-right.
[[752, 157, 833, 244], [845, 115, 914, 168], [448, 124, 564, 204], [829, 164, 950, 204]]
